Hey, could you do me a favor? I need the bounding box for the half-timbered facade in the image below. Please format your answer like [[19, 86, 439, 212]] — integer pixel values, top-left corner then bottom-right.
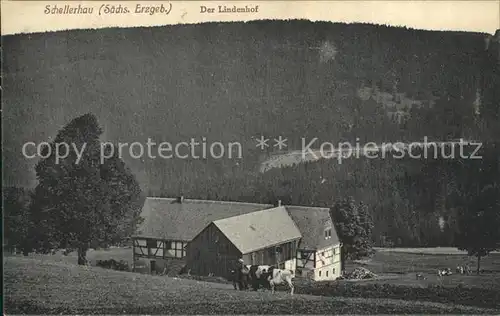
[[133, 238, 188, 259], [132, 197, 272, 274], [185, 206, 302, 279], [287, 206, 342, 281], [313, 243, 342, 281]]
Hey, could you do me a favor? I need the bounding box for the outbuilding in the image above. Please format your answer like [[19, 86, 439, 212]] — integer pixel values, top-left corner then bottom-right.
[[185, 206, 302, 279]]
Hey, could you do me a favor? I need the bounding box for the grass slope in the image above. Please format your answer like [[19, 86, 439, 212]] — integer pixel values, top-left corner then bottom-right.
[[354, 250, 500, 279], [25, 247, 500, 289], [374, 247, 500, 255], [4, 257, 499, 314]]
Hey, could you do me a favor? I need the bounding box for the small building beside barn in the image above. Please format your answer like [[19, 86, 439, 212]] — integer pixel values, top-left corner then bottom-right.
[[185, 206, 302, 279], [287, 206, 342, 281]]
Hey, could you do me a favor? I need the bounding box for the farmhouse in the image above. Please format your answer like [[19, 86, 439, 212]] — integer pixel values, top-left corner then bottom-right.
[[185, 206, 302, 279], [131, 197, 272, 274], [287, 206, 342, 281], [132, 196, 342, 281]]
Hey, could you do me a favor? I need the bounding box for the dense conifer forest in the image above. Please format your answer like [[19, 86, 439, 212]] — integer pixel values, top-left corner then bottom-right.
[[3, 21, 499, 247]]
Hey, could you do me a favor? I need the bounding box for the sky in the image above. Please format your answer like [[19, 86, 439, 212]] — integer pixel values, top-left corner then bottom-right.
[[2, 1, 499, 35]]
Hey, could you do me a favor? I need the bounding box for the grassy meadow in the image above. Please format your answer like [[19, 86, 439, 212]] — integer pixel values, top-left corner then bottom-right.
[[4, 255, 500, 315], [4, 247, 500, 314]]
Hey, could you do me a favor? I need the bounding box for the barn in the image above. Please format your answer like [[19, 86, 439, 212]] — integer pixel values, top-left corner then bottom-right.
[[131, 196, 272, 274], [185, 206, 302, 279], [286, 206, 342, 281]]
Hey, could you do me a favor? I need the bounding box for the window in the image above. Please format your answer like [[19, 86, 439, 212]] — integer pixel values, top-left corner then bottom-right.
[[333, 268, 336, 275], [326, 270, 329, 277], [171, 241, 186, 258], [324, 228, 332, 240], [146, 239, 157, 248], [319, 270, 322, 277]]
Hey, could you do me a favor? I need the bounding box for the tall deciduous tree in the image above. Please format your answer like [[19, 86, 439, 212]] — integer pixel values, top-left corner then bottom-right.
[[454, 142, 500, 274], [29, 113, 144, 264], [357, 201, 375, 252], [330, 197, 374, 271]]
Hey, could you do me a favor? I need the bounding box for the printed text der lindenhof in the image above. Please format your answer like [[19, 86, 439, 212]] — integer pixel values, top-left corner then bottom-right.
[[200, 5, 260, 14]]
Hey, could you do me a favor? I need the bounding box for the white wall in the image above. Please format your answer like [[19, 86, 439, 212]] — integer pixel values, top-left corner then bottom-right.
[[313, 244, 341, 281], [283, 258, 297, 274]]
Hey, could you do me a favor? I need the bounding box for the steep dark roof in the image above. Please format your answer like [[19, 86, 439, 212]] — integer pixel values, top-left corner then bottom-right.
[[286, 206, 340, 250], [134, 198, 340, 251], [134, 197, 273, 241]]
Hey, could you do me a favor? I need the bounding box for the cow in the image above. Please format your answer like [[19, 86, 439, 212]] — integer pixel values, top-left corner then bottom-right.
[[465, 265, 472, 275], [437, 268, 452, 277], [456, 265, 472, 275], [240, 265, 294, 295], [265, 266, 295, 295], [231, 265, 273, 291], [247, 265, 272, 291]]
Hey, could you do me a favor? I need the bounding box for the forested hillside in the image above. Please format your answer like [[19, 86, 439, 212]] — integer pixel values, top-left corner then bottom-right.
[[4, 21, 495, 187], [4, 21, 499, 247]]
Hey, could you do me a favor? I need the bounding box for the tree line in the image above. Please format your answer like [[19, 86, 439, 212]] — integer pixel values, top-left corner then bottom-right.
[[3, 113, 499, 272]]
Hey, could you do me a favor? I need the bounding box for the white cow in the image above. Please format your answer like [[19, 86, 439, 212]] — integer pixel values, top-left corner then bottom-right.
[[438, 268, 452, 277], [266, 266, 295, 295], [239, 265, 295, 295], [249, 264, 271, 278]]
